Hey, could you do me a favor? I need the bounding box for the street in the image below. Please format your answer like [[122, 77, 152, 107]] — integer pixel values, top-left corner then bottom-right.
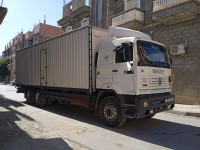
[[0, 84, 200, 150]]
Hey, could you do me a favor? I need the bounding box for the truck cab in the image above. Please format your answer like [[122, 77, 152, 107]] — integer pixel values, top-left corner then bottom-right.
[[96, 27, 174, 127]]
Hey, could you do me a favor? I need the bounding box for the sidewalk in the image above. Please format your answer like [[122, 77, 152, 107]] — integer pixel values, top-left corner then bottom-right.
[[166, 104, 200, 118]]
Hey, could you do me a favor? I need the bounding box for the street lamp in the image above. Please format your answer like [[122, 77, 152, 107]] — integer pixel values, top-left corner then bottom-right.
[[0, 0, 8, 25]]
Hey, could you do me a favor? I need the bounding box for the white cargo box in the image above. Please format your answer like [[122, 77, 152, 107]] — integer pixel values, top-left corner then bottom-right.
[[16, 26, 108, 93]]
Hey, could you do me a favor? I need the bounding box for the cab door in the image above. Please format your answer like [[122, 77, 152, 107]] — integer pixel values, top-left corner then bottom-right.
[[96, 48, 114, 89], [112, 45, 135, 95]]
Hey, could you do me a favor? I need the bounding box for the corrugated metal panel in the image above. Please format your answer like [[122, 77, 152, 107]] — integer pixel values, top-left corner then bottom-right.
[[91, 27, 109, 92], [16, 26, 108, 91]]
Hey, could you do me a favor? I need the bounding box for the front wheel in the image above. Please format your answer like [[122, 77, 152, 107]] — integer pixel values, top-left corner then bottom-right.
[[99, 96, 127, 128]]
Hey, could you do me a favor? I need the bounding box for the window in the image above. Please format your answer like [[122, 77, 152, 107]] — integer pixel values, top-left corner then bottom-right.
[[137, 40, 170, 68], [115, 43, 133, 63], [116, 47, 125, 63]]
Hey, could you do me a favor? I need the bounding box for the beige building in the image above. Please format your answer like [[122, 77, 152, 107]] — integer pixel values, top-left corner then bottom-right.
[[58, 0, 90, 33], [90, 0, 200, 104]]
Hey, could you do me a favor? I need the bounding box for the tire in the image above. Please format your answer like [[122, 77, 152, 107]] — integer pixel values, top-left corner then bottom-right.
[[35, 90, 46, 107], [99, 96, 127, 128], [26, 89, 35, 105], [46, 98, 53, 106], [145, 114, 155, 119]]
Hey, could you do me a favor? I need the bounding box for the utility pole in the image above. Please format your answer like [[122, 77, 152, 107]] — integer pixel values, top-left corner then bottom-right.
[[1, 0, 3, 7], [43, 15, 46, 41]]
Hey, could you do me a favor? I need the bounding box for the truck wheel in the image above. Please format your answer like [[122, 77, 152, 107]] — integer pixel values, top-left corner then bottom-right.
[[145, 114, 155, 119], [26, 89, 34, 105], [99, 96, 127, 128], [35, 90, 46, 107]]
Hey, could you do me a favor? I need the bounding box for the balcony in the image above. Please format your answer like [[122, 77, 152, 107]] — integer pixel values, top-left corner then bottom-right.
[[152, 0, 200, 25], [0, 7, 7, 24], [57, 16, 74, 27], [111, 8, 144, 30], [71, 5, 90, 20]]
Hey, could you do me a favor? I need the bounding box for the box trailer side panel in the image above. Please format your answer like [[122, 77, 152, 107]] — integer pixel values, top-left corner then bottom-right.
[[91, 27, 109, 92], [16, 26, 108, 91], [46, 27, 90, 89]]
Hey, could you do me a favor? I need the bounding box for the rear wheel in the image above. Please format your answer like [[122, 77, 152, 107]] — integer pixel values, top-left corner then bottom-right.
[[35, 90, 46, 107], [26, 89, 35, 105], [99, 96, 127, 128]]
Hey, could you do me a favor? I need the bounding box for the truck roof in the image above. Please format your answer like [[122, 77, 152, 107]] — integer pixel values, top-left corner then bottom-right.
[[108, 26, 151, 40], [99, 37, 165, 50]]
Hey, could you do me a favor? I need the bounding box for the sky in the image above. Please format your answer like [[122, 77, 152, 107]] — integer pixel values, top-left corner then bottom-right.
[[0, 0, 89, 56]]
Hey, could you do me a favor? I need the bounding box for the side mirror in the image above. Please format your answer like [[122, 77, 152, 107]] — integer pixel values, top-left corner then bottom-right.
[[122, 43, 132, 62]]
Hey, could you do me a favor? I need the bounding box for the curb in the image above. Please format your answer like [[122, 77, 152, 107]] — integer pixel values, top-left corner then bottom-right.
[[166, 110, 200, 118]]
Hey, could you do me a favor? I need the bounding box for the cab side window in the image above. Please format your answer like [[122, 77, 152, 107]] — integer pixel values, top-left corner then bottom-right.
[[115, 43, 133, 63], [116, 48, 125, 63]]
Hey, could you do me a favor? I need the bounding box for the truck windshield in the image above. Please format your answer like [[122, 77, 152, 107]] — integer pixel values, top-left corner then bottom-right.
[[137, 40, 170, 68]]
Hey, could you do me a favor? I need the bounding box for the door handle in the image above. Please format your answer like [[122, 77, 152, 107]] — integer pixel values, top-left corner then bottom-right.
[[124, 70, 134, 74], [112, 70, 118, 72]]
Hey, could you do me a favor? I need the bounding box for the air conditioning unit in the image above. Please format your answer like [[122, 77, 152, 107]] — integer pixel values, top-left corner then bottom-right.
[[66, 26, 72, 33], [81, 18, 89, 27], [170, 44, 185, 55]]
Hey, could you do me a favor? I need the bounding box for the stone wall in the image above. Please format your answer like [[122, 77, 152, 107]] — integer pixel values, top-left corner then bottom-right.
[[148, 16, 200, 104]]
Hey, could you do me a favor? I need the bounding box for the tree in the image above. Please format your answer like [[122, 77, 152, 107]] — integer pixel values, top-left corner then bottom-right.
[[0, 58, 10, 78]]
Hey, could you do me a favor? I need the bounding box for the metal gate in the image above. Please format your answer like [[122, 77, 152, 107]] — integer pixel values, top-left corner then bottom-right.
[[40, 49, 47, 86]]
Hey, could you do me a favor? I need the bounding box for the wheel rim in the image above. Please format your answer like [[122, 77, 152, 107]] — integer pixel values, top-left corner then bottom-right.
[[36, 92, 41, 104], [104, 103, 117, 121]]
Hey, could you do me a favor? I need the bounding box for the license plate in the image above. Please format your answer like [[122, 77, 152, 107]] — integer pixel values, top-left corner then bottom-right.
[[165, 97, 174, 103], [151, 100, 161, 106]]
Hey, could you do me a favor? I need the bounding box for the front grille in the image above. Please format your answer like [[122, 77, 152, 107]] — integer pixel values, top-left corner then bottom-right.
[[149, 76, 169, 87]]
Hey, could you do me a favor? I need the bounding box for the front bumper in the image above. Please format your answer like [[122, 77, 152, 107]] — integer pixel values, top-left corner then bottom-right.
[[122, 94, 175, 119]]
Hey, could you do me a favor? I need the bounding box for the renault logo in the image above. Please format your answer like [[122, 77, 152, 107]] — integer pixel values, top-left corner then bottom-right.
[[158, 77, 162, 86]]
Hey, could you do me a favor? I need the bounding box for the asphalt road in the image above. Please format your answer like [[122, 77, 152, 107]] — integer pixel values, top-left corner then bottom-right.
[[0, 84, 200, 150]]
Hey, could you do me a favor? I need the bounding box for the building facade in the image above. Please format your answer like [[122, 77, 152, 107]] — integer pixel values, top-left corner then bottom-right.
[[7, 32, 24, 81], [58, 0, 90, 33], [5, 23, 62, 81], [24, 23, 62, 48], [90, 0, 200, 104]]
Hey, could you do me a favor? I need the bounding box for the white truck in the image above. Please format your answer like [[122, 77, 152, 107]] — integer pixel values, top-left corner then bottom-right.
[[16, 26, 175, 127]]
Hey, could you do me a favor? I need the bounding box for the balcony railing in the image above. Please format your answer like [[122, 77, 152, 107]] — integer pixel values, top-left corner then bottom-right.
[[153, 0, 200, 12], [112, 8, 144, 27]]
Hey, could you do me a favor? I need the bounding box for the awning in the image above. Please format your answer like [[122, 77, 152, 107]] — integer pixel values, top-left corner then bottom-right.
[[0, 6, 8, 25]]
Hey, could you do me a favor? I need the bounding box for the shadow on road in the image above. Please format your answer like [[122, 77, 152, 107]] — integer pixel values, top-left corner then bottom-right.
[[37, 102, 200, 150], [1, 92, 200, 150], [0, 94, 72, 150]]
